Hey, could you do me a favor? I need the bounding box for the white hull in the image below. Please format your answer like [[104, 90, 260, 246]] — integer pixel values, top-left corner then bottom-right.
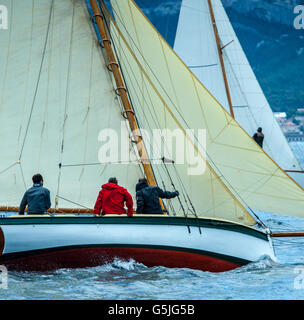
[[0, 216, 275, 272]]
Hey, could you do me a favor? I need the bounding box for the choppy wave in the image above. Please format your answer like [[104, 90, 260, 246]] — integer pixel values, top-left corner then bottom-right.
[[1, 253, 304, 300]]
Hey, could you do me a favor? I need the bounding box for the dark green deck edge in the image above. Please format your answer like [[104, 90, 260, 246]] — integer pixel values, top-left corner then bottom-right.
[[0, 216, 268, 241]]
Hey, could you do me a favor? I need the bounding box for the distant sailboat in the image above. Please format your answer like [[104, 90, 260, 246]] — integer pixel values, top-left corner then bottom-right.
[[174, 0, 304, 185], [0, 0, 304, 272]]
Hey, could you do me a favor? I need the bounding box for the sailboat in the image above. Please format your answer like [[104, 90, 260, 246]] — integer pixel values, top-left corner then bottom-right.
[[174, 0, 304, 186], [0, 0, 303, 272]]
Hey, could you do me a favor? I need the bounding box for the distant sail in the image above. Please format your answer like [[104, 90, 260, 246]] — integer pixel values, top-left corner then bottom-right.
[[173, 0, 302, 174], [110, 0, 304, 220], [0, 0, 143, 209]]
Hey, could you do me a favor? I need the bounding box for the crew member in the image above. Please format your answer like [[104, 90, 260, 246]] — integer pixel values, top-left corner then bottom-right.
[[136, 178, 179, 214], [19, 174, 51, 215], [94, 177, 134, 216], [253, 127, 264, 148]]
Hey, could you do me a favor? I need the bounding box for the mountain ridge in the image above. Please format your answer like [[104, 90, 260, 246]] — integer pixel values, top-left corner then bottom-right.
[[134, 0, 304, 115]]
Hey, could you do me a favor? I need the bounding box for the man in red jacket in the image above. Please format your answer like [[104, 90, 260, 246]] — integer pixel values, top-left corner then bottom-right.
[[94, 177, 134, 216]]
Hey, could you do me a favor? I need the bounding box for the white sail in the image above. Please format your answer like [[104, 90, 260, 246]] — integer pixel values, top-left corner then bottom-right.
[[109, 0, 304, 221], [174, 0, 301, 174], [0, 0, 143, 209]]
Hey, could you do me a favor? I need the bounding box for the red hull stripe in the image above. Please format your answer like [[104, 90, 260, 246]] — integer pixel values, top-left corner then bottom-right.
[[0, 244, 248, 272]]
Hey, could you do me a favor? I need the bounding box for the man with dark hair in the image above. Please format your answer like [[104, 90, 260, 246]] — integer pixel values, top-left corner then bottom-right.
[[19, 174, 51, 215], [252, 127, 264, 148], [136, 178, 179, 214], [94, 177, 134, 216]]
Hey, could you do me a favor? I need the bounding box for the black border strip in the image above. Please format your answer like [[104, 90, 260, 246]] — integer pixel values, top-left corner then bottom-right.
[[0, 243, 250, 266]]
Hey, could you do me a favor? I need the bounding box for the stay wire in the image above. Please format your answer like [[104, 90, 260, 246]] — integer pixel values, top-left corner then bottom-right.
[[0, 162, 18, 175], [108, 43, 179, 215], [169, 160, 202, 234], [55, 195, 91, 210], [108, 16, 205, 220], [98, 2, 183, 216], [109, 22, 199, 219], [97, 2, 162, 190], [161, 180, 176, 216], [106, 15, 192, 216], [161, 158, 190, 233]]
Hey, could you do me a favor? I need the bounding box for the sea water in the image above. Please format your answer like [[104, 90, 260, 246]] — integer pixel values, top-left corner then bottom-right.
[[1, 211, 304, 300]]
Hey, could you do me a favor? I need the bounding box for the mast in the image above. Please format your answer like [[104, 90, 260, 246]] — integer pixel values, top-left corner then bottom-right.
[[89, 0, 157, 187], [207, 0, 235, 118]]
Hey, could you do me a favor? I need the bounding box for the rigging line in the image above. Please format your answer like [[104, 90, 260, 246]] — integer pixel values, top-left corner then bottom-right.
[[98, 1, 162, 190], [56, 1, 76, 200], [18, 0, 54, 160], [115, 60, 176, 213], [104, 2, 191, 172], [161, 157, 190, 233], [19, 163, 27, 191], [108, 2, 192, 128], [109, 8, 249, 222], [109, 32, 167, 169], [161, 180, 175, 216], [55, 195, 91, 210], [0, 162, 18, 175], [108, 26, 187, 205], [159, 159, 187, 215], [61, 158, 188, 168], [110, 29, 163, 139], [108, 40, 183, 215], [170, 161, 201, 234], [222, 52, 275, 150], [107, 26, 178, 215], [79, 35, 95, 186], [127, 98, 189, 215], [161, 159, 192, 213], [61, 159, 146, 168], [188, 63, 218, 69], [172, 163, 197, 214], [109, 28, 160, 135], [109, 1, 267, 227]]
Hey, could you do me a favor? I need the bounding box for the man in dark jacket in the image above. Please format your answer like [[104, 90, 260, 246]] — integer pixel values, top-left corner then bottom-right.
[[19, 174, 51, 215], [253, 127, 264, 148], [136, 178, 179, 214], [94, 177, 134, 216]]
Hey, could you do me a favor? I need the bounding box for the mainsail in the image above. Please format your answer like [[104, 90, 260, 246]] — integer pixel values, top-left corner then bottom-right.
[[109, 0, 304, 219], [0, 0, 144, 209], [173, 0, 302, 176]]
